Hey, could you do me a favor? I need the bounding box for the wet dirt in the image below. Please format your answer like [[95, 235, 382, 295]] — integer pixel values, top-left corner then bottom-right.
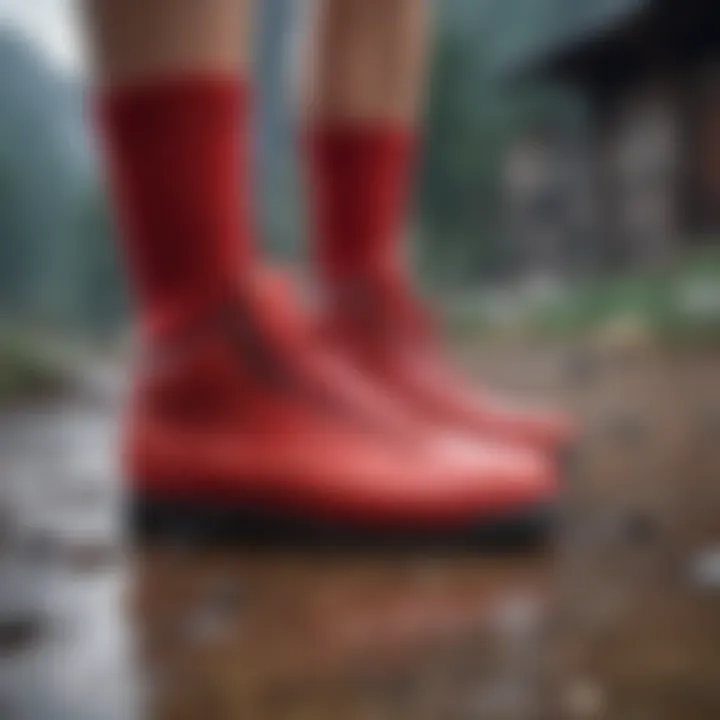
[[0, 346, 719, 719]]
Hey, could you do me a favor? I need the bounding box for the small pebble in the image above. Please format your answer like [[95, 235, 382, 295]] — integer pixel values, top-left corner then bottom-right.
[[622, 511, 660, 545], [0, 615, 44, 657], [563, 349, 602, 384], [602, 415, 648, 445], [688, 547, 720, 591], [491, 593, 544, 642], [65, 540, 121, 573], [16, 531, 62, 565], [561, 678, 606, 719], [183, 579, 243, 646]]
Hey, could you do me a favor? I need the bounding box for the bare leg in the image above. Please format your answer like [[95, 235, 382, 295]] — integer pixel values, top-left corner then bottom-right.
[[299, 0, 575, 461], [81, 0, 257, 337], [300, 0, 432, 288], [83, 0, 254, 86], [302, 0, 432, 123]]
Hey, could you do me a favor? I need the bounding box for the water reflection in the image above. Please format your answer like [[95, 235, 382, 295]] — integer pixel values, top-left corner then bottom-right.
[[2, 348, 720, 719]]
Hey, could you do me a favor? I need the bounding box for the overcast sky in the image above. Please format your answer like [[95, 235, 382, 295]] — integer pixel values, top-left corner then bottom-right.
[[0, 0, 84, 74]]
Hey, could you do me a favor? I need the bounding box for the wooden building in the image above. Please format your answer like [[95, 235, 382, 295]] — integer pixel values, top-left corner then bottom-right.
[[503, 124, 595, 277], [502, 0, 720, 270]]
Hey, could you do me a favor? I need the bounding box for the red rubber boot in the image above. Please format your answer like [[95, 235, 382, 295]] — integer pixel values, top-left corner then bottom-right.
[[126, 271, 557, 545], [96, 81, 557, 545], [322, 270, 576, 455], [306, 124, 576, 455]]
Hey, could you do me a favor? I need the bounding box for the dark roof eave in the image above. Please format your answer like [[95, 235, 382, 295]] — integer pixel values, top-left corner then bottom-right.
[[497, 0, 652, 84]]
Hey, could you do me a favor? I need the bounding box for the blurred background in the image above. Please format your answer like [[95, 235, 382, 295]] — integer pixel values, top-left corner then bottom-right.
[[0, 0, 719, 359], [0, 1, 719, 719]]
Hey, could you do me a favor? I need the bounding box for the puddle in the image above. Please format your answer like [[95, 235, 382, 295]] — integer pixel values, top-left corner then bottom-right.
[[1, 350, 720, 719]]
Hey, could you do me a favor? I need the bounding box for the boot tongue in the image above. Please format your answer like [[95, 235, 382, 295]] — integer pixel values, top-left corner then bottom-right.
[[239, 267, 312, 353], [333, 270, 437, 349], [239, 269, 424, 441]]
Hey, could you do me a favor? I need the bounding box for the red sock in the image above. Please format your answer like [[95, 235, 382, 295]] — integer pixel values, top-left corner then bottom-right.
[[97, 76, 254, 340], [305, 124, 416, 292]]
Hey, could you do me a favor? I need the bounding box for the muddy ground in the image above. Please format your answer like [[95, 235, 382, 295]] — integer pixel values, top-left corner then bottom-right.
[[0, 344, 719, 719]]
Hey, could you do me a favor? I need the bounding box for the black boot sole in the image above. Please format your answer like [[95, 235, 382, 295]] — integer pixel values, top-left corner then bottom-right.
[[128, 492, 558, 553]]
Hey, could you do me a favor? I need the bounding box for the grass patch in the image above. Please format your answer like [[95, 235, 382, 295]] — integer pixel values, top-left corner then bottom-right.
[[446, 246, 720, 346], [0, 331, 68, 404]]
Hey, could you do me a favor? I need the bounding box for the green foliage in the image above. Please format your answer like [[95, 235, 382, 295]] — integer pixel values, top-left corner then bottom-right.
[[0, 31, 127, 336], [70, 189, 128, 334], [448, 246, 720, 346], [418, 11, 577, 288], [0, 3, 616, 339], [0, 330, 67, 404], [529, 248, 720, 338]]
